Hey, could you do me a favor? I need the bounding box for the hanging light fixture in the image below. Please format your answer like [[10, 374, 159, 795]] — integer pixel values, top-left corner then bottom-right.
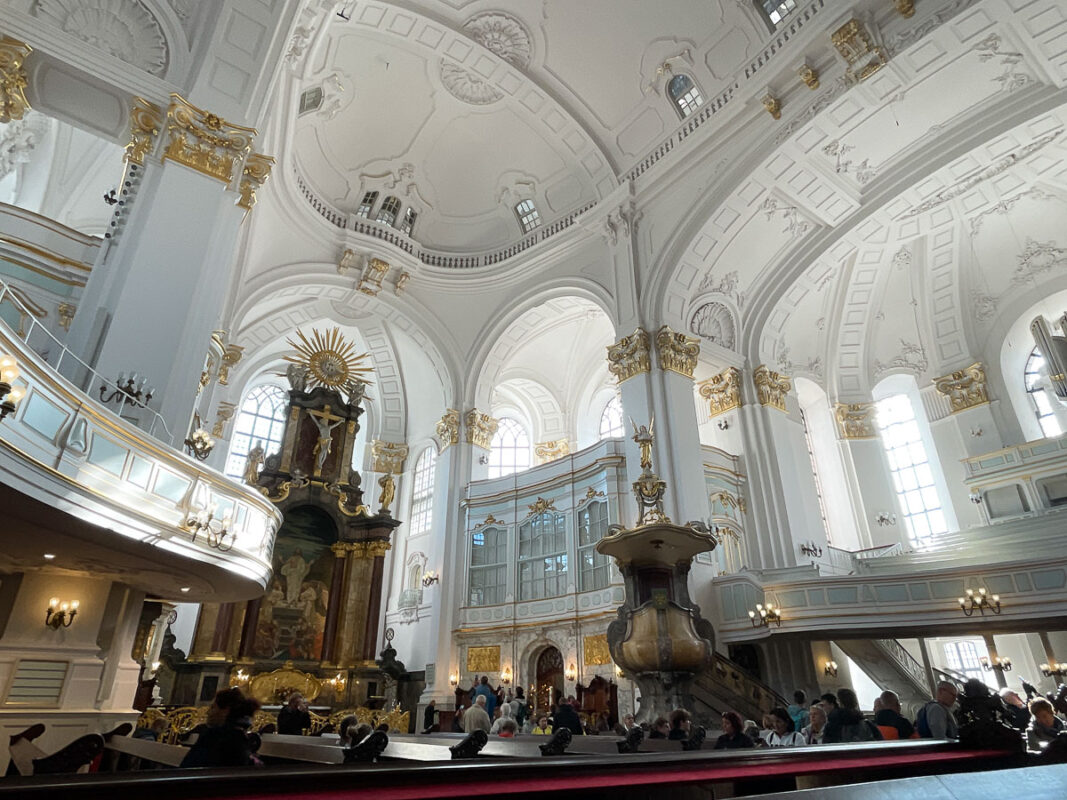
[[749, 602, 781, 628]]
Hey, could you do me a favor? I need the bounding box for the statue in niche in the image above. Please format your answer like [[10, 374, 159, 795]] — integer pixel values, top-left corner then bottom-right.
[[280, 549, 311, 606], [308, 409, 344, 473], [378, 473, 395, 514], [244, 440, 265, 485]]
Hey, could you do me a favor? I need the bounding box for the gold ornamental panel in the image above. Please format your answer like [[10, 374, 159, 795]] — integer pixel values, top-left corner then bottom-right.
[[237, 152, 275, 212], [247, 661, 323, 705], [534, 439, 570, 464], [436, 408, 460, 451], [699, 367, 742, 417], [125, 97, 163, 165], [832, 18, 887, 83], [655, 325, 700, 378], [465, 409, 499, 451], [583, 634, 611, 666], [753, 365, 791, 412], [933, 362, 989, 413], [371, 439, 409, 474], [0, 36, 32, 124], [162, 93, 257, 184], [833, 402, 878, 439], [466, 645, 501, 674], [607, 328, 651, 384]]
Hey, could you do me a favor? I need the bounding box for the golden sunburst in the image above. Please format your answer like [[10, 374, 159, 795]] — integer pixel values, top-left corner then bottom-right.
[[284, 327, 374, 389]]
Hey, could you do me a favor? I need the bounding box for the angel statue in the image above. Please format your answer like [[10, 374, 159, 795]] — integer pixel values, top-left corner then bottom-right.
[[378, 473, 396, 514], [630, 416, 655, 472], [309, 411, 344, 473], [243, 440, 265, 485], [286, 363, 309, 392]]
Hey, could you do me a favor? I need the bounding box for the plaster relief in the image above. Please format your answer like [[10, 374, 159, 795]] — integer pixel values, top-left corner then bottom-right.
[[34, 0, 169, 76]]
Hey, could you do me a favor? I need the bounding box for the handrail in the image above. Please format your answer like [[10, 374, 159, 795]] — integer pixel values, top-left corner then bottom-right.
[[873, 638, 929, 692], [0, 277, 174, 443]]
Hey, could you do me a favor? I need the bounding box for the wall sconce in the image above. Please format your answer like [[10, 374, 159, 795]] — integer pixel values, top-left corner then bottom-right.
[[824, 660, 838, 677], [0, 355, 24, 422], [232, 668, 250, 686], [958, 587, 1000, 616], [45, 597, 79, 629], [99, 372, 154, 408], [501, 666, 512, 685], [327, 672, 347, 693], [749, 602, 781, 628], [183, 504, 234, 551], [980, 656, 1012, 673], [421, 570, 440, 587], [565, 663, 577, 682], [875, 511, 897, 527], [449, 672, 459, 688], [1040, 662, 1067, 678], [800, 541, 823, 558]]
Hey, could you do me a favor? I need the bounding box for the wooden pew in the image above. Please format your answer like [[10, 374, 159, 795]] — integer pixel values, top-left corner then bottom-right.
[[103, 736, 188, 768]]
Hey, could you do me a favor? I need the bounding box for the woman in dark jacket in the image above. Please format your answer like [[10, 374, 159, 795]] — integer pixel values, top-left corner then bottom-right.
[[714, 711, 755, 749], [823, 688, 883, 743], [181, 689, 261, 768]]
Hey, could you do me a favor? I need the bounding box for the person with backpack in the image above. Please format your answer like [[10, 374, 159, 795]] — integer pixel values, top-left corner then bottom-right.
[[787, 690, 810, 732], [823, 688, 883, 743], [915, 681, 959, 739]]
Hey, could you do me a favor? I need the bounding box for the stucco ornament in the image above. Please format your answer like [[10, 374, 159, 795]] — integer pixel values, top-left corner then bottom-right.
[[689, 302, 736, 350], [440, 62, 503, 105], [440, 13, 531, 106], [0, 111, 49, 181], [34, 0, 168, 76]]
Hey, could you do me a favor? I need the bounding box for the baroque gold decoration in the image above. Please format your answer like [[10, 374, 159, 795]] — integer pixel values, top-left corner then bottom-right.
[[607, 328, 651, 384], [377, 473, 395, 514], [585, 487, 605, 499], [358, 257, 389, 296], [798, 63, 819, 90], [698, 367, 742, 417], [248, 661, 323, 704], [0, 36, 32, 124], [762, 92, 782, 120], [753, 365, 791, 412], [371, 439, 408, 474], [337, 248, 358, 275], [237, 152, 275, 212], [217, 342, 244, 386], [655, 325, 700, 378], [833, 402, 878, 439], [934, 362, 989, 412], [527, 497, 557, 515], [894, 0, 916, 17], [534, 439, 570, 464], [474, 513, 504, 529], [284, 327, 374, 390], [212, 400, 237, 438], [466, 645, 501, 673], [395, 271, 411, 294], [56, 302, 76, 331], [583, 634, 611, 666], [832, 19, 887, 83], [435, 408, 460, 451], [162, 93, 256, 184], [465, 409, 498, 450], [709, 490, 747, 517], [125, 97, 162, 165]]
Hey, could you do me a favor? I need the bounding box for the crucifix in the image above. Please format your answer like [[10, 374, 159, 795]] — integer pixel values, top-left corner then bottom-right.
[[307, 405, 345, 476]]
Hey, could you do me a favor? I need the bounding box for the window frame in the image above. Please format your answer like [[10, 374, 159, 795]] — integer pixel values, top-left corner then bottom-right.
[[487, 416, 532, 479], [753, 0, 799, 32], [376, 195, 401, 226], [942, 640, 986, 683], [599, 395, 624, 440], [1024, 346, 1063, 439], [514, 199, 542, 234], [224, 384, 289, 479], [356, 190, 379, 219], [408, 447, 437, 537], [666, 73, 704, 119], [469, 525, 508, 606], [517, 511, 568, 601], [399, 207, 418, 237], [577, 499, 611, 591]]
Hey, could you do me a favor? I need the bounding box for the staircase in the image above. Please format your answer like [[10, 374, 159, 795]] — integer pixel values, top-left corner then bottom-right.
[[833, 639, 931, 711], [691, 653, 788, 722]]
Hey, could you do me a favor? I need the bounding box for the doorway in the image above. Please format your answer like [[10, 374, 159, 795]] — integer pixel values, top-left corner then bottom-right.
[[532, 646, 564, 715]]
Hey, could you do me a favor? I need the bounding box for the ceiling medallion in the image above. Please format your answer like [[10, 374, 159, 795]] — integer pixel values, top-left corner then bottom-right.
[[284, 327, 374, 390], [441, 12, 532, 106], [440, 62, 503, 105]]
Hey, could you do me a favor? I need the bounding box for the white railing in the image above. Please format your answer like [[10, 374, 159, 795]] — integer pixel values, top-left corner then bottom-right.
[[823, 542, 905, 574]]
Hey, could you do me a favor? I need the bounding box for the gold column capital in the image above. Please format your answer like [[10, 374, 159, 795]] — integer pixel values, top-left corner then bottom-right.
[[330, 542, 349, 558], [933, 362, 989, 413], [435, 408, 460, 452], [607, 328, 651, 384], [371, 439, 409, 474], [833, 402, 878, 439], [699, 367, 742, 417], [125, 97, 163, 165], [832, 18, 887, 83], [237, 152, 275, 212], [162, 93, 256, 184], [0, 36, 32, 124], [464, 409, 498, 450], [753, 365, 791, 412], [655, 325, 700, 378]]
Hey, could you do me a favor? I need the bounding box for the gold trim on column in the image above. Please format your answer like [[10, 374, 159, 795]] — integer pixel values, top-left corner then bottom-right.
[[699, 367, 742, 417], [464, 409, 498, 450], [237, 152, 275, 211], [162, 93, 256, 184], [0, 36, 32, 123], [833, 402, 878, 439], [655, 325, 700, 378], [125, 97, 163, 165], [534, 439, 570, 464], [435, 408, 460, 452], [753, 365, 791, 412], [607, 328, 651, 384], [933, 362, 989, 413], [371, 440, 408, 474]]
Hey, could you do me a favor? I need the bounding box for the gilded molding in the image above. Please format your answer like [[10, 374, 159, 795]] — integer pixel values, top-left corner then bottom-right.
[[212, 400, 237, 438], [371, 439, 408, 474], [217, 343, 244, 386], [833, 402, 878, 439], [0, 37, 32, 124], [473, 513, 504, 529], [358, 257, 389, 296], [125, 97, 163, 165], [162, 93, 256, 184], [527, 496, 557, 515], [607, 328, 651, 384], [894, 0, 915, 17], [832, 18, 887, 83], [583, 634, 611, 666], [934, 362, 989, 413], [798, 63, 819, 90], [655, 325, 700, 378], [237, 152, 275, 211], [761, 92, 782, 120], [753, 365, 791, 412], [584, 486, 605, 500], [698, 367, 742, 417], [466, 645, 500, 673], [464, 409, 498, 450], [435, 408, 460, 451], [349, 540, 391, 559], [56, 302, 76, 331], [534, 439, 570, 464]]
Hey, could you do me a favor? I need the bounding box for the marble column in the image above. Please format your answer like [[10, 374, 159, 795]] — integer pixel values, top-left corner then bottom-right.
[[320, 543, 348, 665]]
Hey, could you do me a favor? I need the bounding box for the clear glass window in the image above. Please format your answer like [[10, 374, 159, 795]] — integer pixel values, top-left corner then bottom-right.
[[756, 0, 798, 29], [399, 207, 417, 236], [409, 448, 436, 537], [942, 640, 985, 683], [667, 74, 703, 119], [376, 196, 401, 226], [1025, 347, 1063, 439], [514, 199, 542, 233], [599, 395, 624, 439], [470, 526, 507, 606], [224, 385, 288, 479], [518, 512, 568, 600], [488, 417, 531, 479], [356, 191, 379, 218], [299, 87, 323, 115], [578, 501, 610, 591]]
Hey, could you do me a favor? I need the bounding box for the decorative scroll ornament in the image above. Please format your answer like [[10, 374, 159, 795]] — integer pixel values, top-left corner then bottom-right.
[[467, 645, 501, 673], [358, 257, 389, 296], [698, 367, 742, 418], [212, 400, 237, 438], [607, 328, 651, 384], [690, 302, 737, 349], [125, 97, 162, 165], [832, 18, 887, 83], [465, 409, 499, 450], [753, 365, 791, 412], [474, 513, 504, 529], [527, 497, 557, 515], [583, 634, 611, 666], [534, 439, 570, 464], [56, 302, 76, 331], [584, 486, 605, 499], [933, 362, 989, 412], [237, 152, 275, 212], [894, 0, 916, 17], [371, 440, 409, 474], [217, 342, 244, 386], [35, 0, 168, 75], [435, 408, 460, 451], [162, 94, 256, 184], [0, 37, 32, 124], [284, 327, 374, 390], [833, 402, 878, 439], [655, 325, 700, 378]]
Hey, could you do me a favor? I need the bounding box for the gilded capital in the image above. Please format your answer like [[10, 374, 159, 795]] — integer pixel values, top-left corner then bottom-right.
[[933, 362, 989, 413], [0, 37, 32, 124], [607, 328, 651, 384], [125, 97, 163, 165], [237, 152, 275, 212], [162, 93, 256, 184], [832, 18, 887, 83], [698, 367, 742, 417], [753, 365, 791, 412], [371, 439, 408, 474], [833, 402, 878, 439], [464, 409, 499, 451], [655, 325, 700, 378], [358, 257, 389, 296], [534, 439, 570, 464], [212, 400, 237, 438], [435, 408, 460, 451]]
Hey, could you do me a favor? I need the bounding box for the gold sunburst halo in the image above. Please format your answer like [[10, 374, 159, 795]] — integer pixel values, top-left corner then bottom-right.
[[284, 327, 374, 389]]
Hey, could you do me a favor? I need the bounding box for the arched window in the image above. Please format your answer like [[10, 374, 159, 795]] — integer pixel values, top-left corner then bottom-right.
[[409, 448, 437, 537], [514, 199, 541, 233], [470, 526, 507, 606], [754, 0, 798, 31], [356, 190, 378, 218], [599, 395, 624, 439], [399, 207, 417, 236], [376, 195, 401, 226], [518, 511, 568, 600], [942, 640, 985, 683], [1025, 347, 1063, 439], [224, 385, 288, 479], [667, 73, 703, 119], [488, 417, 531, 478], [876, 394, 948, 551], [578, 500, 610, 591]]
